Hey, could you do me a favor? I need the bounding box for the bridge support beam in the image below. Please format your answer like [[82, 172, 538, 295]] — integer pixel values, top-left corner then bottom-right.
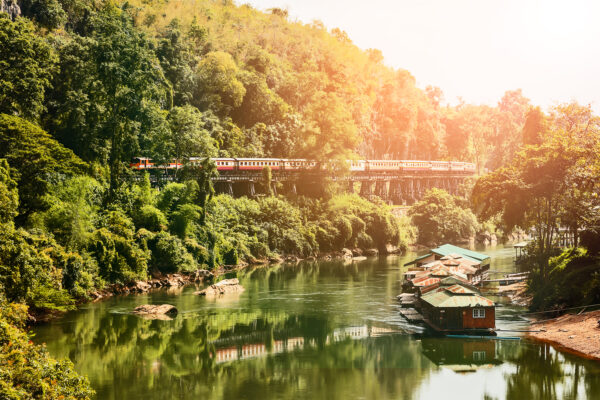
[[374, 180, 388, 200], [347, 180, 355, 194], [359, 181, 373, 198], [389, 180, 402, 204]]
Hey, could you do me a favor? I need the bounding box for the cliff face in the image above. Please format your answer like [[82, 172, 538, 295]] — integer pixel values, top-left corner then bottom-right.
[[1, 0, 21, 19]]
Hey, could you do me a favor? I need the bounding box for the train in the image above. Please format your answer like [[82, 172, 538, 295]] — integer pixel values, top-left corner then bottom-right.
[[130, 157, 476, 173]]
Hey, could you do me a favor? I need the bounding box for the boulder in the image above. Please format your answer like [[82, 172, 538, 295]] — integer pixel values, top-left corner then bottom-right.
[[193, 269, 214, 282], [352, 248, 363, 257], [341, 248, 353, 259], [195, 278, 244, 296], [365, 248, 379, 257], [133, 304, 178, 316], [131, 280, 151, 293]]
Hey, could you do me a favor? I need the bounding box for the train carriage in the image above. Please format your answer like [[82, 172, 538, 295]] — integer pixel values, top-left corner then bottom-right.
[[431, 161, 450, 171], [367, 160, 403, 172], [450, 161, 466, 172], [237, 158, 281, 171], [402, 160, 431, 171], [349, 160, 367, 172]]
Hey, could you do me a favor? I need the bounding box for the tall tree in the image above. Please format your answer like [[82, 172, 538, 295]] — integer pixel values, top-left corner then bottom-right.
[[0, 14, 56, 120], [44, 5, 170, 198]]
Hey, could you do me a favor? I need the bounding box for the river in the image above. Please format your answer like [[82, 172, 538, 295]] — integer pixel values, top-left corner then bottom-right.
[[32, 245, 600, 400]]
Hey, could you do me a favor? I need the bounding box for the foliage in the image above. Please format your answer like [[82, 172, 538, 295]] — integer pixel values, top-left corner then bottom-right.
[[528, 248, 600, 311], [134, 205, 167, 232], [0, 296, 94, 399], [0, 159, 18, 224], [0, 223, 74, 311], [0, 114, 87, 221], [148, 231, 197, 273], [409, 188, 479, 245], [473, 103, 600, 278], [0, 14, 57, 120]]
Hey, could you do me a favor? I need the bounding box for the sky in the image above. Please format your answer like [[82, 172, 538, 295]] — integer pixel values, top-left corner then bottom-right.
[[244, 0, 600, 111]]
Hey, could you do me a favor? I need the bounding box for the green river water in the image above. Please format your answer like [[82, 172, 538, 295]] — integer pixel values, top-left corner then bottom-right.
[[32, 245, 600, 400]]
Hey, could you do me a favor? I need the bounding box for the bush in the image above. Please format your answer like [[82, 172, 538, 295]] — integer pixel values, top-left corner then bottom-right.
[[134, 205, 167, 232], [88, 228, 148, 284], [409, 188, 479, 246], [0, 224, 74, 311], [0, 296, 94, 399], [148, 232, 197, 273]]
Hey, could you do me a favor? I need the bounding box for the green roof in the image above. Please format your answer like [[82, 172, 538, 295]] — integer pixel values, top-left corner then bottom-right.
[[404, 244, 490, 266], [430, 244, 490, 264], [403, 253, 432, 266], [421, 289, 494, 308]]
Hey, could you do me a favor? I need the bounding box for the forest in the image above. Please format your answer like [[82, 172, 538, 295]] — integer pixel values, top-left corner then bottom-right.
[[1, 0, 600, 397]]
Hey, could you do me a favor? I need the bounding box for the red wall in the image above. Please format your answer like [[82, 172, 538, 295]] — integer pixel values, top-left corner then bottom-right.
[[462, 307, 495, 329]]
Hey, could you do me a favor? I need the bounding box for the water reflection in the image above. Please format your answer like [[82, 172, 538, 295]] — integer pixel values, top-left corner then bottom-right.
[[32, 247, 600, 400]]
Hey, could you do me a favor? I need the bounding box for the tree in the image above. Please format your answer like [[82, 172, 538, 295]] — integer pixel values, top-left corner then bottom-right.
[[0, 114, 87, 222], [156, 19, 197, 106], [0, 159, 18, 224], [473, 102, 600, 278], [167, 105, 219, 168], [193, 51, 245, 116], [0, 14, 57, 120], [0, 295, 94, 399], [44, 5, 170, 198], [409, 188, 478, 246]]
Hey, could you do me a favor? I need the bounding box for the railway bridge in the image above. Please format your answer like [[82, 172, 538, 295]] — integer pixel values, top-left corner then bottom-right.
[[133, 157, 476, 205], [210, 170, 473, 204]]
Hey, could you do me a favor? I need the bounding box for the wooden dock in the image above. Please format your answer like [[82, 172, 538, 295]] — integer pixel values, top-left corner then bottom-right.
[[399, 308, 424, 322], [397, 293, 417, 307]]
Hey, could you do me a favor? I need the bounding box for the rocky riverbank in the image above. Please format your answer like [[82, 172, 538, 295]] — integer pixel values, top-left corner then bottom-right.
[[528, 310, 600, 360]]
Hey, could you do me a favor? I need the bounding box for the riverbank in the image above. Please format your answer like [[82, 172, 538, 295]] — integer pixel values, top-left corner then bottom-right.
[[527, 310, 600, 361]]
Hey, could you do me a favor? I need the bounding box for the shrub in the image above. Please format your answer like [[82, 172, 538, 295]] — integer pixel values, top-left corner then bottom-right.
[[148, 232, 196, 273], [134, 205, 167, 232], [0, 224, 74, 311], [409, 188, 479, 246], [87, 228, 148, 284], [0, 296, 94, 399]]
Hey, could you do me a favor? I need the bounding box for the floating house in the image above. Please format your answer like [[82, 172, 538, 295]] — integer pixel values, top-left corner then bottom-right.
[[419, 283, 495, 334], [404, 244, 491, 270], [404, 244, 491, 286]]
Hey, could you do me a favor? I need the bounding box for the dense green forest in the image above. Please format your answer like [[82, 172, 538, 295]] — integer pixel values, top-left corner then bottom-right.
[[2, 0, 600, 396]]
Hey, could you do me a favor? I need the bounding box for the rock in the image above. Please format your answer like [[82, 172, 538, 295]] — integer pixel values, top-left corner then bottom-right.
[[352, 256, 367, 261], [133, 304, 178, 316], [352, 248, 363, 257], [341, 248, 353, 259], [269, 255, 283, 263], [195, 278, 245, 296], [306, 256, 316, 261], [365, 248, 379, 257], [285, 255, 300, 263], [568, 335, 575, 339], [193, 269, 214, 282], [131, 280, 151, 293]]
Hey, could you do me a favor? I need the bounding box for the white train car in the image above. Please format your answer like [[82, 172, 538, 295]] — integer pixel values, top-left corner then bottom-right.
[[449, 161, 465, 172], [237, 158, 281, 171], [348, 160, 367, 172], [431, 161, 450, 171], [402, 160, 431, 171]]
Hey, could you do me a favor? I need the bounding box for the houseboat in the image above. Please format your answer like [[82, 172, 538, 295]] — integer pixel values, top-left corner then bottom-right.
[[419, 283, 496, 335]]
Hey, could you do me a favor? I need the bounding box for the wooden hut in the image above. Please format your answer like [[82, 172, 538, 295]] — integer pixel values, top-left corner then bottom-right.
[[419, 283, 495, 335]]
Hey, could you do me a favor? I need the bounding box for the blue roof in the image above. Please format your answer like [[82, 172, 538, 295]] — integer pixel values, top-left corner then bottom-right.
[[431, 244, 490, 263]]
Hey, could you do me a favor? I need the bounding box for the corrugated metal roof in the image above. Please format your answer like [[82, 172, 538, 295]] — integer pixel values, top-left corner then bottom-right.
[[403, 253, 434, 266], [445, 284, 476, 294], [431, 244, 490, 263], [421, 288, 494, 308], [412, 277, 441, 287]]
